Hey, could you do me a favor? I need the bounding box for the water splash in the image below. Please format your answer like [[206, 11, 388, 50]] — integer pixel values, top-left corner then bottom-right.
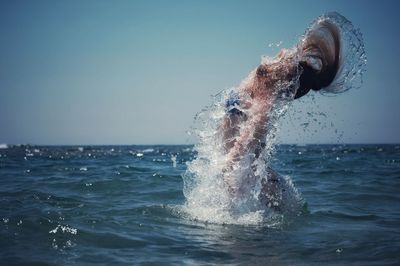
[[182, 87, 303, 225], [301, 12, 367, 95], [171, 154, 177, 168], [182, 12, 365, 226]]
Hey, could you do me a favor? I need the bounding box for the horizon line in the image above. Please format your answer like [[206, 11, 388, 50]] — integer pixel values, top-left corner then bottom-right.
[[1, 142, 399, 147]]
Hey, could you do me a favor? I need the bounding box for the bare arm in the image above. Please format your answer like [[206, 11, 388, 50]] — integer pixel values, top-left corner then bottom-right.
[[225, 99, 271, 163], [221, 58, 296, 192]]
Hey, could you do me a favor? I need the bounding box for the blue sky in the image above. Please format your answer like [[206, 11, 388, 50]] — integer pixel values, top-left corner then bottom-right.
[[0, 0, 399, 145]]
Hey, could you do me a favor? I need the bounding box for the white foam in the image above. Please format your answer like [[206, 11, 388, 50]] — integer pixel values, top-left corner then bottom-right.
[[182, 84, 303, 226], [0, 144, 8, 149], [49, 224, 78, 235], [171, 155, 177, 168]]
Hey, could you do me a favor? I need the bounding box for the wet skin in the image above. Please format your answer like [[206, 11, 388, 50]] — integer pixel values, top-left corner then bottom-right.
[[221, 20, 341, 205]]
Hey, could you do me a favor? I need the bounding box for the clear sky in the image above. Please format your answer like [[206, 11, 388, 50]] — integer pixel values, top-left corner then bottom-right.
[[0, 0, 399, 145]]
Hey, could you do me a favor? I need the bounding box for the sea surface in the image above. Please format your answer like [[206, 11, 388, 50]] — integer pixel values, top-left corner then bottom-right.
[[0, 144, 399, 265]]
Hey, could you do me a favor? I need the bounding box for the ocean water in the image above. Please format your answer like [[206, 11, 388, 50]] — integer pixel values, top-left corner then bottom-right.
[[0, 144, 399, 265]]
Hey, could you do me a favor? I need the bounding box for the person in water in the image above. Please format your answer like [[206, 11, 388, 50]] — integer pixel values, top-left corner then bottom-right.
[[221, 18, 342, 209]]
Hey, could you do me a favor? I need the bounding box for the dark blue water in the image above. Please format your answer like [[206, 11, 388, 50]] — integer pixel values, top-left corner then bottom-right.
[[0, 144, 399, 265]]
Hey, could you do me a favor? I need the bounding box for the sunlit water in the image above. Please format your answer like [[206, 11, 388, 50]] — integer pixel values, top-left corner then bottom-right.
[[0, 145, 399, 265]]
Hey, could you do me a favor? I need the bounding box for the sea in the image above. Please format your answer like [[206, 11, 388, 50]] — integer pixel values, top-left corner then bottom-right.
[[0, 144, 399, 265]]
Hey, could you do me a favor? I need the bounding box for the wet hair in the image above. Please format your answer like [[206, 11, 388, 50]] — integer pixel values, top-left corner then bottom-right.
[[295, 20, 341, 99]]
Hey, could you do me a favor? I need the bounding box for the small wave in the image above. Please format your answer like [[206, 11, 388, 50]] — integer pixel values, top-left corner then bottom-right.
[[169, 204, 274, 226], [312, 210, 380, 221], [0, 143, 8, 149], [49, 224, 78, 235], [77, 229, 146, 249]]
